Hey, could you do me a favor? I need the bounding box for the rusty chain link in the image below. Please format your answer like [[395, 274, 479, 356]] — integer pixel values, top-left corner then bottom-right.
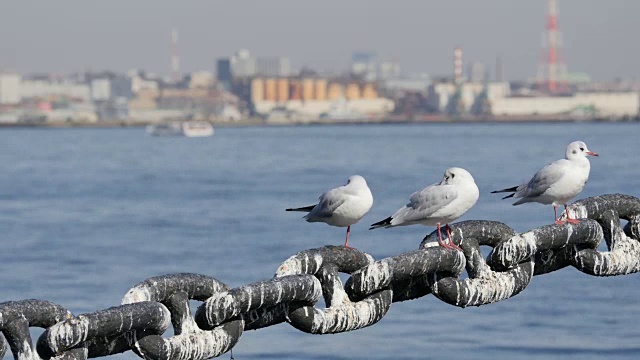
[[1, 193, 639, 360]]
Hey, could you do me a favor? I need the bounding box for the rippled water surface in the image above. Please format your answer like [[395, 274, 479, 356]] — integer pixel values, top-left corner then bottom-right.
[[1, 122, 639, 359]]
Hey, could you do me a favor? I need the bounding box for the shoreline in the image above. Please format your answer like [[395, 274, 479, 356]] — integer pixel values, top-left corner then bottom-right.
[[0, 114, 638, 129]]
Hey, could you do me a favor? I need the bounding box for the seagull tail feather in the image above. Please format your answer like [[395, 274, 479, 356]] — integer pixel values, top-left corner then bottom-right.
[[286, 205, 315, 212], [369, 216, 393, 230]]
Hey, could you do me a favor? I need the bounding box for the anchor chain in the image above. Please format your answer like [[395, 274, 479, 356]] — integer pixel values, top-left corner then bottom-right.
[[0, 193, 639, 360]]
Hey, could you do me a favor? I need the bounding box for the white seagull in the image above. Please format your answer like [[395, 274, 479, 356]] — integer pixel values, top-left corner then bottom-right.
[[286, 175, 374, 247], [369, 167, 479, 251], [491, 140, 598, 225]]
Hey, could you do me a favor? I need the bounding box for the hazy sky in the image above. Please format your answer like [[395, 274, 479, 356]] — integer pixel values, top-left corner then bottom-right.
[[1, 1, 638, 80]]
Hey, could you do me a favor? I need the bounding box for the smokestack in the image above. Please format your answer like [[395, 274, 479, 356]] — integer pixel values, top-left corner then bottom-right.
[[454, 46, 463, 85]]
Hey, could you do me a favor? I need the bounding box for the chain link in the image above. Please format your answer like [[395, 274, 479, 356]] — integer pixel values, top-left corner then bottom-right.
[[1, 193, 639, 360]]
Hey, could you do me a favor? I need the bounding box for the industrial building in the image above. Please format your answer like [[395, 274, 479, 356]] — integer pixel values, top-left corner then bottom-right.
[[249, 77, 394, 120]]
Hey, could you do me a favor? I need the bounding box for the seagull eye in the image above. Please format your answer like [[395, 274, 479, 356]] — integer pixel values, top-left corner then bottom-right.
[[579, 147, 584, 151], [451, 173, 455, 178]]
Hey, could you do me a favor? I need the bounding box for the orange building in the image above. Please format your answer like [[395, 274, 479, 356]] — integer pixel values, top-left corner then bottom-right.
[[302, 78, 315, 101], [314, 79, 327, 100], [345, 83, 361, 100], [264, 78, 277, 101], [250, 78, 264, 102], [361, 83, 378, 99], [277, 78, 289, 102], [327, 83, 343, 100], [289, 79, 302, 100]]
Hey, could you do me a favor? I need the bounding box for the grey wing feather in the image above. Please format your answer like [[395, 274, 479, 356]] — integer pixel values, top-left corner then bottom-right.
[[309, 189, 346, 218], [521, 161, 565, 198], [395, 184, 457, 223]]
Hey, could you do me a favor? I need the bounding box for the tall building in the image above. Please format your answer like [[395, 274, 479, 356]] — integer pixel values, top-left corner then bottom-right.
[[216, 58, 232, 89], [230, 49, 256, 78]]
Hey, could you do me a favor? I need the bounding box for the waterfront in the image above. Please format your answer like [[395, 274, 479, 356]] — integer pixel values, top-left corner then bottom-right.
[[1, 122, 640, 359]]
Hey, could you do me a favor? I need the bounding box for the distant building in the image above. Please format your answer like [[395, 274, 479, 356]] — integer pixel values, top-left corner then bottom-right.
[[189, 71, 214, 89], [0, 72, 21, 105], [216, 58, 232, 89], [427, 81, 510, 115], [351, 52, 378, 81], [468, 62, 487, 84], [248, 76, 393, 119], [255, 57, 291, 77], [230, 49, 256, 78], [491, 92, 639, 118], [20, 75, 90, 102]]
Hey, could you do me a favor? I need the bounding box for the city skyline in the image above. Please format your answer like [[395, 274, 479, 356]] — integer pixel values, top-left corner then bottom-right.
[[1, 1, 638, 81]]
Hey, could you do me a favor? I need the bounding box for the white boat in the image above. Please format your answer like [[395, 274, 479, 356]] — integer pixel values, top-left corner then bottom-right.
[[181, 120, 214, 137], [146, 120, 214, 137]]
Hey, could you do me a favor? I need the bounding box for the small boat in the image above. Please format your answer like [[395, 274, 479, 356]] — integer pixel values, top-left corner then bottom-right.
[[145, 121, 183, 136], [146, 120, 214, 137], [181, 120, 214, 137]]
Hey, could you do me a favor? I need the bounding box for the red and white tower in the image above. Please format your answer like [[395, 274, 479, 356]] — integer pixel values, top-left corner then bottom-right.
[[537, 0, 567, 94], [170, 28, 180, 82], [453, 46, 463, 85]]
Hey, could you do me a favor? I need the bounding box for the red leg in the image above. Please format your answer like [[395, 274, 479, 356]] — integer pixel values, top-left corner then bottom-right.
[[437, 223, 449, 248], [344, 225, 351, 247], [554, 204, 565, 225], [564, 204, 580, 224], [445, 224, 463, 252]]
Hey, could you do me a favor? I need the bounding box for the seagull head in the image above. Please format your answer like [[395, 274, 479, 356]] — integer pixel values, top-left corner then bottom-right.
[[566, 141, 598, 160], [347, 175, 367, 187], [440, 167, 476, 185]]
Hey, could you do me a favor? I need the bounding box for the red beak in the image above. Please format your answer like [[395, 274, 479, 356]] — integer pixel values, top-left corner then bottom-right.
[[586, 151, 599, 157]]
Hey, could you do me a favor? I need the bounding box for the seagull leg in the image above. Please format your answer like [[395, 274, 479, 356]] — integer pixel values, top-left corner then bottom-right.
[[445, 224, 463, 252], [344, 225, 351, 247], [437, 223, 448, 248], [554, 204, 565, 225], [564, 204, 580, 224], [437, 223, 454, 250]]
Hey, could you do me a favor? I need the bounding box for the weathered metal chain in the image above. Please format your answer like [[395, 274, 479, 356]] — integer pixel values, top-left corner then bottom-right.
[[1, 193, 639, 360]]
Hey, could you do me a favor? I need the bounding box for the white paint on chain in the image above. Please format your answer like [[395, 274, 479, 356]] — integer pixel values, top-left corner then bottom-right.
[[354, 261, 392, 295], [311, 295, 388, 333], [459, 262, 533, 307], [16, 339, 36, 360], [567, 204, 589, 221], [121, 286, 152, 304], [496, 233, 537, 268], [46, 315, 90, 353], [163, 325, 238, 360], [259, 282, 265, 308], [206, 292, 235, 326], [275, 253, 323, 276], [181, 314, 199, 334], [587, 233, 640, 275]]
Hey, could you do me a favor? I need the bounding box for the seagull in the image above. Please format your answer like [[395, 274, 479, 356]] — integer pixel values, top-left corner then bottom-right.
[[286, 175, 373, 247], [369, 167, 479, 251], [491, 141, 598, 225]]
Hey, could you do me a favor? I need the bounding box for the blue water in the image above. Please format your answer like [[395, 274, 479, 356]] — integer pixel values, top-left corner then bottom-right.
[[1, 122, 639, 359]]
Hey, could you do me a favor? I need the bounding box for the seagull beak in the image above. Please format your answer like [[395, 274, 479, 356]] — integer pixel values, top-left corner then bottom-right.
[[586, 151, 599, 157]]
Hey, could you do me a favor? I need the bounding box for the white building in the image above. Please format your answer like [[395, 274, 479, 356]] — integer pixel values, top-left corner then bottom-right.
[[20, 78, 91, 102], [91, 78, 111, 101], [0, 72, 22, 105], [491, 92, 640, 118], [427, 82, 509, 114], [231, 49, 256, 78]]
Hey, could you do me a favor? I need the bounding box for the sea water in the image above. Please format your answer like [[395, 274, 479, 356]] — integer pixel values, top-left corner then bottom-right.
[[1, 122, 639, 359]]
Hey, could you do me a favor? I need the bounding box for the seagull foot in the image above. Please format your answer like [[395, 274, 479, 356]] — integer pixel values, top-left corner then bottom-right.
[[555, 219, 566, 225], [566, 218, 580, 224]]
